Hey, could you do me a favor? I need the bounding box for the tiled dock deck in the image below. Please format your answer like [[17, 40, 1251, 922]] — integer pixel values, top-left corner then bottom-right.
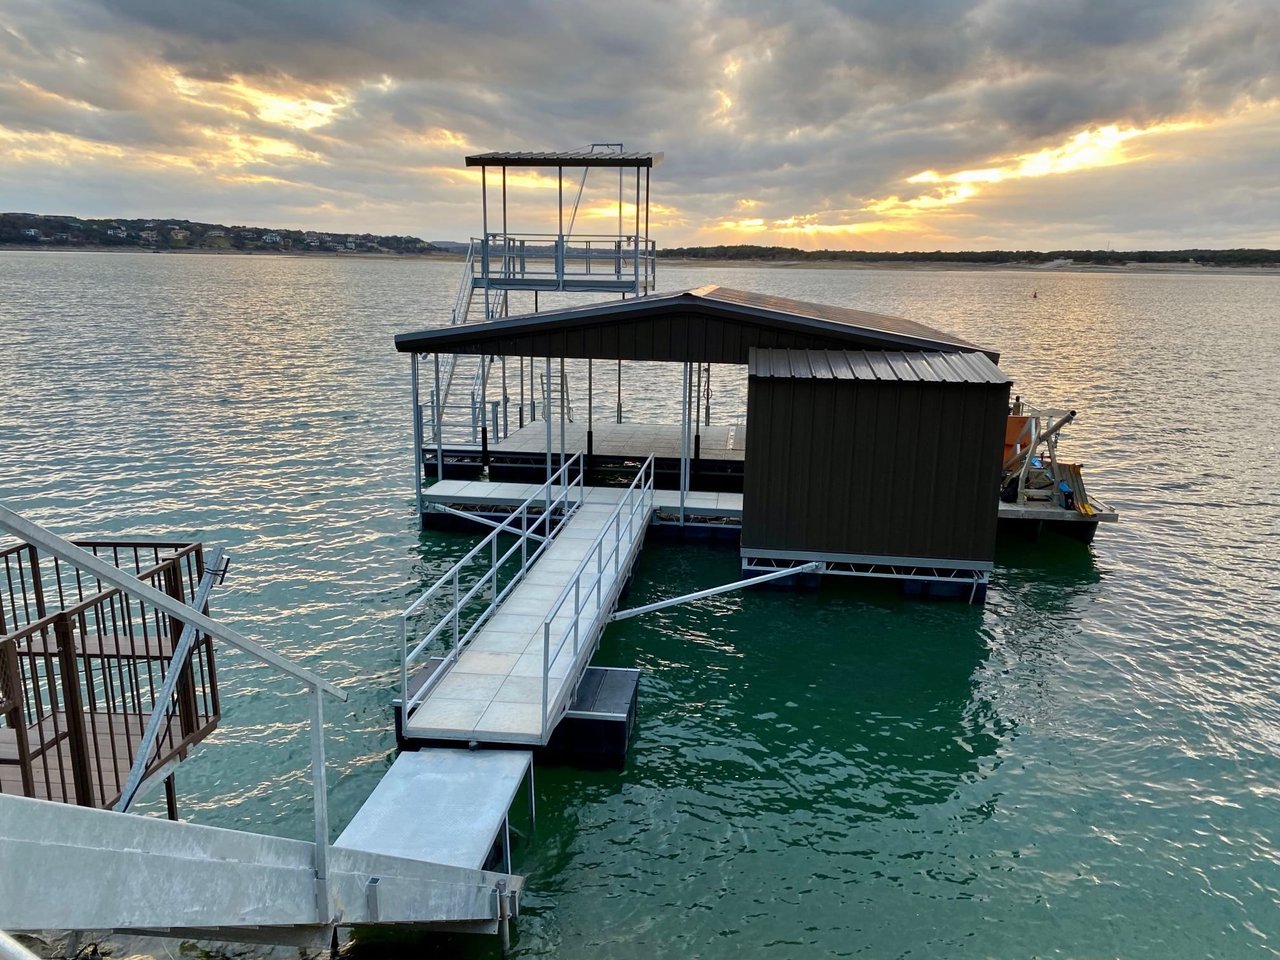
[[448, 420, 746, 462], [404, 485, 654, 746], [424, 479, 743, 520]]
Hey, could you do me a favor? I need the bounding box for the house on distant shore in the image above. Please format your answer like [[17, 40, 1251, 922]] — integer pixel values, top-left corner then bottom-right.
[[170, 228, 189, 241], [20, 228, 40, 238], [140, 230, 158, 242], [107, 227, 127, 238], [262, 232, 283, 244], [207, 229, 225, 237]]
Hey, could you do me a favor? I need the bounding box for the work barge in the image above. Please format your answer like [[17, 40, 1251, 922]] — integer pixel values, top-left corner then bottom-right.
[[0, 146, 1115, 954]]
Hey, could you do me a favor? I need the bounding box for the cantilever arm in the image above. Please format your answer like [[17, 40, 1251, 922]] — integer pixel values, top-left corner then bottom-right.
[[0, 504, 347, 702]]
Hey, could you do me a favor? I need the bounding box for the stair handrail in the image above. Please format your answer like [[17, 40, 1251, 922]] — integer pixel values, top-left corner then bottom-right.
[[0, 504, 346, 924], [450, 240, 477, 325], [539, 456, 654, 739]]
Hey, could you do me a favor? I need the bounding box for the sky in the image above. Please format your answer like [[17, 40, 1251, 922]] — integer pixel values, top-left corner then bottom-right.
[[1, 0, 1278, 251]]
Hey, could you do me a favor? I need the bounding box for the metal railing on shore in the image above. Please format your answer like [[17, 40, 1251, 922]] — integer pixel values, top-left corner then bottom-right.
[[400, 453, 585, 718], [539, 456, 654, 738]]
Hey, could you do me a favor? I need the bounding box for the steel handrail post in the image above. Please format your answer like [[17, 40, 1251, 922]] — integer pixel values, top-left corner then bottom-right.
[[452, 569, 460, 656], [573, 580, 580, 655], [309, 682, 331, 922], [491, 535, 498, 603], [541, 621, 551, 742], [614, 512, 620, 575], [399, 615, 409, 716]]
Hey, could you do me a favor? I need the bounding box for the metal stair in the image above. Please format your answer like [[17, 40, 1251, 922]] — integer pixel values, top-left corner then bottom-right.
[[0, 793, 519, 946]]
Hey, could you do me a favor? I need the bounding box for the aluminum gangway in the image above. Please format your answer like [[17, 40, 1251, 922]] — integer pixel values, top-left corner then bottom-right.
[[0, 507, 526, 948], [400, 454, 655, 747]]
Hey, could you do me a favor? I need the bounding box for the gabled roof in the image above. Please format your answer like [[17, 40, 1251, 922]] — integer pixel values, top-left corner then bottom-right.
[[466, 150, 662, 168], [394, 285, 998, 363]]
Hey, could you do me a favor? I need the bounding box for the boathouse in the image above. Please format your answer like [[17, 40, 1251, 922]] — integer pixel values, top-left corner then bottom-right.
[[394, 284, 1010, 588]]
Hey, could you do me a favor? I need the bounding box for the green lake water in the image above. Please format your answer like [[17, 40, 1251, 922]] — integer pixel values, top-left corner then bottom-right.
[[0, 251, 1277, 957]]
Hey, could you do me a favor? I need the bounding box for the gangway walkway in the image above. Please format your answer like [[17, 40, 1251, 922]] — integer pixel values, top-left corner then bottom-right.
[[401, 455, 655, 747]]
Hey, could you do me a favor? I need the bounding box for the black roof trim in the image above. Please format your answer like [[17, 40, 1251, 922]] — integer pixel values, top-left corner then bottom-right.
[[394, 285, 998, 361], [466, 150, 662, 168]]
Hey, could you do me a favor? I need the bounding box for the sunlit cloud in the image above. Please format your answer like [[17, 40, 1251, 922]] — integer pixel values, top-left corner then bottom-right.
[[877, 122, 1205, 218]]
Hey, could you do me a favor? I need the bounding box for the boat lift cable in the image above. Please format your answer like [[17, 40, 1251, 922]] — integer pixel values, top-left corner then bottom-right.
[[610, 561, 824, 622], [565, 167, 589, 238]]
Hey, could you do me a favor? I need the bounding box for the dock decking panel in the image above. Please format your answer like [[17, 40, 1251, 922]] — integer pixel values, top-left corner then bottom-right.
[[424, 480, 743, 520], [334, 748, 531, 870], [435, 420, 746, 463]]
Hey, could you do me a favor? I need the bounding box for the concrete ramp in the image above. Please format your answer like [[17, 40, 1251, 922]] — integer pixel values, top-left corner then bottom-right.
[[0, 792, 518, 940]]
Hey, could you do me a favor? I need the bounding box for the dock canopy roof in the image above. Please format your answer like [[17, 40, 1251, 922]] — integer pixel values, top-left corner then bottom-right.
[[749, 347, 1010, 384], [466, 150, 662, 168], [395, 285, 998, 364]]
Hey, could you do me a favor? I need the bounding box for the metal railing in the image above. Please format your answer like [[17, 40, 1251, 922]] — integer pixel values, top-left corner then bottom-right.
[[400, 453, 585, 718], [0, 540, 218, 808], [0, 506, 347, 923], [476, 232, 658, 294], [450, 240, 477, 325], [539, 456, 654, 739]]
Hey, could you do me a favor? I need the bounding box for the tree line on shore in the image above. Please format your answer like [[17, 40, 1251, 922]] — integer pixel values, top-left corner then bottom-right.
[[0, 213, 438, 254], [658, 245, 1280, 267]]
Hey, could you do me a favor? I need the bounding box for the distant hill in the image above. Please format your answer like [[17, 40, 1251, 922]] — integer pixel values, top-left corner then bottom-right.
[[0, 213, 443, 255], [658, 244, 1280, 267]]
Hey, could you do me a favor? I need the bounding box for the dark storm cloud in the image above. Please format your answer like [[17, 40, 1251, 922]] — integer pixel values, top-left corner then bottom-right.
[[1, 0, 1278, 245]]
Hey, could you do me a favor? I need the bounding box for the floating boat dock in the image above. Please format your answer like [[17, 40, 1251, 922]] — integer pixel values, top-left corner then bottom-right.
[[1, 144, 1116, 953]]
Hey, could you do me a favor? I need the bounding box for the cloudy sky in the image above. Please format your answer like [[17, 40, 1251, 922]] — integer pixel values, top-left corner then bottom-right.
[[1, 0, 1277, 250]]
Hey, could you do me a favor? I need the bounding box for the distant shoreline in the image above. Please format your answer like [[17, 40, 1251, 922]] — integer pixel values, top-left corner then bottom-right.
[[4, 245, 1278, 274], [660, 257, 1280, 275], [0, 244, 467, 262]]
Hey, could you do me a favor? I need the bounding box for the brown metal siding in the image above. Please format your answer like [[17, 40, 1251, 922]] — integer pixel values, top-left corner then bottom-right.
[[742, 375, 1011, 565]]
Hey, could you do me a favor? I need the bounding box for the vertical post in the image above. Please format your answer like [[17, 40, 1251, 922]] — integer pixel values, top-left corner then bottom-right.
[[411, 354, 424, 520], [616, 359, 623, 423], [164, 774, 178, 821], [680, 362, 689, 526], [587, 358, 594, 462], [501, 354, 509, 439], [481, 165, 490, 322], [54, 613, 94, 807], [645, 166, 652, 290], [480, 353, 490, 468], [633, 166, 641, 290], [519, 353, 525, 429], [433, 354, 445, 482], [559, 357, 567, 473], [541, 622, 551, 742], [557, 166, 564, 289], [544, 358, 553, 517], [310, 685, 331, 923]]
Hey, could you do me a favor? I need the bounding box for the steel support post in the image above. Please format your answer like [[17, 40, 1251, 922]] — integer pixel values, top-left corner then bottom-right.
[[544, 357, 553, 518], [433, 354, 444, 483], [680, 362, 689, 525], [480, 353, 489, 468], [411, 354, 424, 519]]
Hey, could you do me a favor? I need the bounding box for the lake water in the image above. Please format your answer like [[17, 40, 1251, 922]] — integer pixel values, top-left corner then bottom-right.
[[1, 251, 1277, 957]]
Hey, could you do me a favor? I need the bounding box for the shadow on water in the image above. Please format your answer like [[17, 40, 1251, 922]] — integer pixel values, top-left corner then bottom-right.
[[351, 540, 1010, 958]]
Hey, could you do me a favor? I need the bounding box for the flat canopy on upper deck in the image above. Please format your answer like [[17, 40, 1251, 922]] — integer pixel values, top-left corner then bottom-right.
[[395, 285, 999, 364], [466, 150, 662, 168]]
